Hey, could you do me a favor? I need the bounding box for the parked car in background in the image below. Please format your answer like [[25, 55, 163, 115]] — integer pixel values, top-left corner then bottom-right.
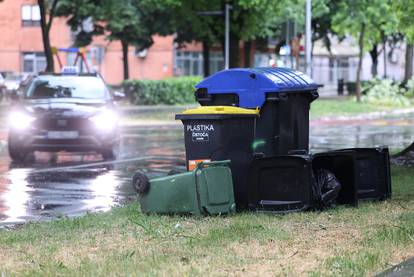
[[4, 73, 23, 94], [0, 73, 5, 102], [7, 70, 123, 162]]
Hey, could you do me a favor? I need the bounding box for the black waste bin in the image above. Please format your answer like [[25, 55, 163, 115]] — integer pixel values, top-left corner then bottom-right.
[[195, 67, 319, 157], [332, 147, 392, 201], [247, 148, 391, 213], [248, 155, 314, 213], [176, 106, 259, 210], [248, 152, 360, 213], [338, 79, 344, 95]]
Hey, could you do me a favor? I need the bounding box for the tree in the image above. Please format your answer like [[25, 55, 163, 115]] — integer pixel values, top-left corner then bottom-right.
[[228, 0, 297, 68], [332, 0, 394, 102], [172, 0, 222, 77], [38, 0, 61, 72], [55, 0, 104, 47], [368, 9, 398, 78], [311, 0, 339, 52], [394, 0, 414, 84], [173, 0, 305, 72], [57, 0, 177, 80]]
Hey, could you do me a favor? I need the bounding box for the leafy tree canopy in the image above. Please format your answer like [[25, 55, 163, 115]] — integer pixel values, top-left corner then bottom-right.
[[332, 0, 396, 50], [57, 0, 177, 49], [393, 0, 414, 42]]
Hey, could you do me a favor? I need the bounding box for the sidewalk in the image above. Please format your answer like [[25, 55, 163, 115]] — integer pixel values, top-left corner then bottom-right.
[[376, 257, 414, 277], [311, 107, 414, 122]]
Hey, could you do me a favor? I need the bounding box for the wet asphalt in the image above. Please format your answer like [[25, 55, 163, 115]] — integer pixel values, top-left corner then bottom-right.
[[0, 112, 413, 226], [0, 125, 186, 226]]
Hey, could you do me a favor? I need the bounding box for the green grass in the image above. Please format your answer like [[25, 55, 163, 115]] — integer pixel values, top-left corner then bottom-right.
[[0, 165, 413, 276], [310, 98, 408, 119]]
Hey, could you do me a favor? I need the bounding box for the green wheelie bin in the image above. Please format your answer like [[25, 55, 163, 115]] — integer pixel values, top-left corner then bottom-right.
[[133, 160, 236, 216]]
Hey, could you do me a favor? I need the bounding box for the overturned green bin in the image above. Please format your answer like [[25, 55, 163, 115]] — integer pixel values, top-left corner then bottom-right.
[[133, 160, 236, 216]]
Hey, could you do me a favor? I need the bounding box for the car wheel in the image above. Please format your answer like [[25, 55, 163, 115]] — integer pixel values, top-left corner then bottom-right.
[[132, 171, 150, 194], [8, 135, 28, 162]]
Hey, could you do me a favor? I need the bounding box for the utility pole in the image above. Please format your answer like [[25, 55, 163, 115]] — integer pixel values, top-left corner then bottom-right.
[[224, 4, 230, 69], [197, 4, 231, 71], [305, 0, 312, 76]]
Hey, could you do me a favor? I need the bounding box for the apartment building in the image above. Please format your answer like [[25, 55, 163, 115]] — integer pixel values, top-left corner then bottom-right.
[[0, 0, 202, 84]]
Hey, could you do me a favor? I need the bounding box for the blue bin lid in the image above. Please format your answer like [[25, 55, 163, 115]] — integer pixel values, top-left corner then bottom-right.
[[195, 67, 318, 108]]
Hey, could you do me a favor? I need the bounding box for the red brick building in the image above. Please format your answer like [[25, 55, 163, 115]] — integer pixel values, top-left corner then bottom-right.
[[0, 0, 224, 84]]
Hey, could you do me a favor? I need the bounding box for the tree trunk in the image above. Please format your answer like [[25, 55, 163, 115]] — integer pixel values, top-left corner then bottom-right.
[[244, 40, 252, 67], [383, 36, 387, 78], [229, 32, 240, 68], [403, 43, 414, 84], [38, 0, 54, 72], [369, 44, 378, 77], [121, 40, 129, 80], [202, 40, 210, 77], [355, 23, 365, 102]]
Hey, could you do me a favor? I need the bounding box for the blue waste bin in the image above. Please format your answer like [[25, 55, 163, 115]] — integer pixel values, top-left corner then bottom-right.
[[195, 67, 319, 157]]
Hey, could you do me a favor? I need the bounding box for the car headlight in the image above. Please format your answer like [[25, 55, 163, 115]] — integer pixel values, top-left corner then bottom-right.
[[90, 110, 119, 131], [9, 111, 35, 130]]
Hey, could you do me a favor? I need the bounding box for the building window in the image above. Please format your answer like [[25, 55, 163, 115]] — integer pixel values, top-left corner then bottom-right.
[[21, 5, 41, 27], [22, 52, 46, 73], [210, 52, 225, 75], [175, 51, 203, 76], [175, 50, 224, 76]]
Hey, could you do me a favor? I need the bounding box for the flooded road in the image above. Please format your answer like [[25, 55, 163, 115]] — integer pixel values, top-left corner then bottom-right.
[[310, 115, 414, 152], [0, 125, 185, 226], [0, 112, 413, 226]]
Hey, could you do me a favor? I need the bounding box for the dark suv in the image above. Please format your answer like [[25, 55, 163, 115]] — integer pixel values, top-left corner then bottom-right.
[[8, 72, 121, 162]]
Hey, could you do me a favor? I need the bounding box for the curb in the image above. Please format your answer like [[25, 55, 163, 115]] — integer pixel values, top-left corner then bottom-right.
[[311, 108, 414, 122]]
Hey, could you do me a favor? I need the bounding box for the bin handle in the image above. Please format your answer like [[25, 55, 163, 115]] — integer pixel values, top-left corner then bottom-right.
[[196, 160, 231, 169]]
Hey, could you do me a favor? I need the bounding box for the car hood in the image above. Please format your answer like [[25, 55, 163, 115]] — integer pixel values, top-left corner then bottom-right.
[[5, 80, 19, 89], [22, 98, 110, 118]]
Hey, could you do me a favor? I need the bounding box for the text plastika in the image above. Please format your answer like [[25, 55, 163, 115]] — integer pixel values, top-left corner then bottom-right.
[[186, 124, 215, 132]]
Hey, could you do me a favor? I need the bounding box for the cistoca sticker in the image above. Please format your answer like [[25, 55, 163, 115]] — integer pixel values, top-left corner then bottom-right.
[[187, 124, 214, 142]]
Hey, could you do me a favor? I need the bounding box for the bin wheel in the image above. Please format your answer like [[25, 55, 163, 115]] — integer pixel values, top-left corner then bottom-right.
[[132, 171, 150, 194]]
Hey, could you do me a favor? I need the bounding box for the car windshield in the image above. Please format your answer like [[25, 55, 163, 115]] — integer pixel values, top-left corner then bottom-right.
[[25, 76, 109, 99], [5, 75, 21, 81]]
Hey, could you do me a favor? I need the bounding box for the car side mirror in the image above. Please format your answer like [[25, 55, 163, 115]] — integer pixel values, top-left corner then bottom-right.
[[113, 91, 126, 101]]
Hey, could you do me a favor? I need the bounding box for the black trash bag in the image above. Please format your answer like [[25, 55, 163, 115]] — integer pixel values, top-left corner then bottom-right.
[[313, 169, 342, 209]]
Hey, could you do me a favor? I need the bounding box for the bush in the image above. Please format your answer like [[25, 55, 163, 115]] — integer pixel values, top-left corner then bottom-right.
[[404, 77, 414, 98], [346, 81, 371, 95], [361, 78, 412, 107], [123, 76, 202, 105]]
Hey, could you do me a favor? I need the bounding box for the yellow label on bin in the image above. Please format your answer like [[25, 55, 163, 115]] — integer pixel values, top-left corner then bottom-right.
[[180, 106, 259, 115], [188, 159, 211, 171]]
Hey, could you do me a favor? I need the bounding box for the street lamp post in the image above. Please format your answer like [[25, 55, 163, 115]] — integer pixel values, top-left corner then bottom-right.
[[305, 0, 312, 77], [224, 4, 230, 69]]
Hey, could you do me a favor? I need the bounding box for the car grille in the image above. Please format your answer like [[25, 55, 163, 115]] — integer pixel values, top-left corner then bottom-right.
[[32, 138, 96, 146], [34, 118, 92, 131]]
